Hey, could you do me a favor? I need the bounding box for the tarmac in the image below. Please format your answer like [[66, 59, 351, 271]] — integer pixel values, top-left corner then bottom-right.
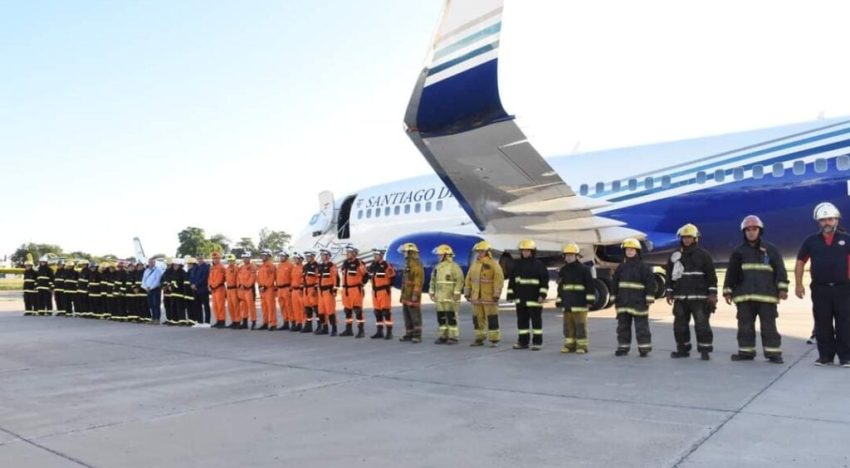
[[0, 290, 848, 467]]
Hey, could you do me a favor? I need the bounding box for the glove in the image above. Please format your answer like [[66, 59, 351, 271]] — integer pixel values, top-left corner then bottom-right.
[[707, 294, 718, 306], [724, 294, 733, 305], [665, 293, 674, 305]]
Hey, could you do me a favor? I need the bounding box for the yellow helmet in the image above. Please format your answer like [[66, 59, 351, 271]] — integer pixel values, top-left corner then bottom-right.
[[398, 242, 419, 253], [65, 261, 75, 267], [473, 240, 492, 251], [77, 259, 90, 266], [224, 253, 237, 262], [562, 242, 580, 255], [184, 255, 197, 264], [518, 239, 536, 250], [621, 238, 642, 250], [433, 244, 454, 256], [677, 223, 700, 238]]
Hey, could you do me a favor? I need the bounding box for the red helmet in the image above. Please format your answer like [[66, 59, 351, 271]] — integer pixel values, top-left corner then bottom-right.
[[740, 215, 764, 231]]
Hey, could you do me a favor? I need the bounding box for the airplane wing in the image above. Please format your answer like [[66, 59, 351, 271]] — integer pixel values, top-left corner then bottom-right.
[[404, 0, 644, 247]]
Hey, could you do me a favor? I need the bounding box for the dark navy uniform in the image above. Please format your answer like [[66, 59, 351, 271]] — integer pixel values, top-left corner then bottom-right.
[[611, 257, 656, 355], [556, 261, 595, 352], [507, 255, 550, 348], [797, 231, 850, 364], [665, 243, 718, 355], [23, 267, 38, 314]]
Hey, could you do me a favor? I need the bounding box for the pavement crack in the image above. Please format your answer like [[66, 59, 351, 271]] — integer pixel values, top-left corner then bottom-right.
[[0, 425, 95, 467]]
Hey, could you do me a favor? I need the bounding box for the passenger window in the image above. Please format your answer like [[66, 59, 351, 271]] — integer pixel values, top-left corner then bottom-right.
[[611, 181, 621, 192], [580, 184, 589, 196], [375, 207, 381, 217], [415, 203, 421, 213], [425, 202, 432, 212], [394, 206, 400, 215], [696, 171, 707, 184], [595, 182, 605, 194], [436, 200, 443, 211], [384, 207, 390, 216], [815, 158, 828, 173], [837, 155, 850, 171], [628, 179, 637, 191], [644, 177, 654, 189], [357, 210, 363, 219], [734, 167, 744, 180], [772, 163, 784, 178], [366, 209, 372, 219], [714, 169, 725, 183], [662, 175, 671, 188], [404, 204, 411, 214], [752, 165, 764, 179], [793, 160, 805, 175]]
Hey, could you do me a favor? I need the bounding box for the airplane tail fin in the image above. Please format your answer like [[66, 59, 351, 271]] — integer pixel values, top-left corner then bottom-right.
[[133, 237, 146, 263], [405, 0, 509, 138]]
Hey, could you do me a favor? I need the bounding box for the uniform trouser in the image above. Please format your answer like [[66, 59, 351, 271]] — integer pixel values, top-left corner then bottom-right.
[[37, 289, 52, 313], [673, 300, 714, 353], [163, 293, 173, 321], [811, 284, 850, 363], [238, 289, 256, 322], [473, 303, 500, 343], [24, 292, 37, 312], [75, 290, 87, 314], [616, 312, 652, 352], [147, 288, 161, 322], [402, 303, 422, 338], [277, 288, 292, 323], [735, 301, 782, 357], [64, 292, 75, 315], [318, 289, 336, 326], [55, 291, 65, 313], [211, 287, 226, 324], [516, 303, 543, 346], [436, 308, 459, 340], [193, 291, 210, 324], [226, 289, 239, 324], [260, 288, 277, 326], [563, 311, 588, 351], [291, 289, 305, 324], [115, 294, 126, 319], [304, 287, 318, 323], [88, 294, 100, 317], [342, 286, 364, 329]]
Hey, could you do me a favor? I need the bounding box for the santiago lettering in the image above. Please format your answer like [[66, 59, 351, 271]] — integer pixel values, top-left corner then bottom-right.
[[359, 186, 453, 209]]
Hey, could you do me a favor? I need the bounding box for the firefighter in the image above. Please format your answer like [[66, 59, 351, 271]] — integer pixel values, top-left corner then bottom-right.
[[301, 251, 320, 333], [665, 223, 718, 360], [23, 257, 37, 315], [507, 239, 549, 351], [101, 262, 116, 320], [184, 256, 199, 325], [161, 258, 175, 325], [209, 252, 227, 328], [429, 244, 464, 344], [398, 243, 424, 343], [724, 215, 787, 364], [177, 258, 194, 326], [237, 252, 257, 329], [62, 261, 78, 317], [257, 250, 277, 330], [795, 202, 850, 367], [75, 259, 90, 318], [464, 241, 504, 347], [556, 243, 595, 354], [224, 254, 240, 328], [612, 238, 656, 357], [369, 247, 396, 339], [87, 262, 102, 319], [289, 252, 306, 332], [340, 245, 368, 338], [35, 256, 54, 315], [275, 250, 294, 330], [134, 262, 149, 323], [164, 259, 184, 325], [316, 249, 339, 336], [54, 260, 66, 316], [113, 261, 129, 321]]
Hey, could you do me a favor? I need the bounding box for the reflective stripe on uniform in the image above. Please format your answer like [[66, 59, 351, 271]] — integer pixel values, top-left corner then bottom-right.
[[733, 294, 778, 304], [741, 263, 774, 272], [619, 282, 645, 290]]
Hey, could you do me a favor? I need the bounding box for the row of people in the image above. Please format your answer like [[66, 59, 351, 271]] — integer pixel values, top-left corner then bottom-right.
[[21, 203, 850, 367]]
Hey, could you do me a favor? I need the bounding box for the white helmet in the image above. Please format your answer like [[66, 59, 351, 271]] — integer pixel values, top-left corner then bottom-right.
[[814, 202, 841, 220]]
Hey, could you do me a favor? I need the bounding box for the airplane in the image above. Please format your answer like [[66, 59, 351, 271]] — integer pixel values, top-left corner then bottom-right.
[[292, 0, 850, 309]]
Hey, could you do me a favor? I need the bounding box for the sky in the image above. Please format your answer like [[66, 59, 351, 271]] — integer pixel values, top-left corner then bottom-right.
[[2, 0, 850, 259]]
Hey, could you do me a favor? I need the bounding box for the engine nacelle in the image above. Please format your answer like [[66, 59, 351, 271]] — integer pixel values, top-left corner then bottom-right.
[[386, 232, 484, 290]]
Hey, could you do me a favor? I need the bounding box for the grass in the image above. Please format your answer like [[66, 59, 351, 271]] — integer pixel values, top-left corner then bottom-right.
[[0, 278, 23, 291]]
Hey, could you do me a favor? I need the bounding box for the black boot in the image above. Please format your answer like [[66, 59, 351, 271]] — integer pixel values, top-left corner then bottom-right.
[[257, 323, 268, 331], [301, 321, 313, 333], [670, 351, 690, 358], [240, 319, 248, 329], [639, 350, 650, 358], [340, 324, 354, 337], [355, 325, 364, 338], [384, 327, 393, 340], [281, 321, 290, 330], [371, 327, 384, 339], [250, 321, 257, 330], [330, 324, 338, 337], [291, 323, 302, 332], [317, 324, 329, 335], [615, 349, 628, 356], [700, 351, 710, 361], [767, 355, 784, 364]]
